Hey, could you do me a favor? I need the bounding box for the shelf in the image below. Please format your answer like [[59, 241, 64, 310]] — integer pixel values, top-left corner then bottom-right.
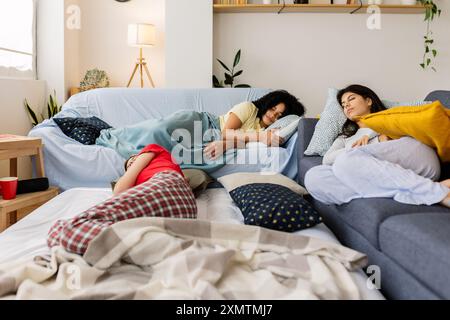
[[213, 4, 426, 14]]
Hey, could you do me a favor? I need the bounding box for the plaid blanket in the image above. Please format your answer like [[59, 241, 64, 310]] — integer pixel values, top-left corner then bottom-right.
[[0, 218, 368, 300], [47, 170, 197, 255]]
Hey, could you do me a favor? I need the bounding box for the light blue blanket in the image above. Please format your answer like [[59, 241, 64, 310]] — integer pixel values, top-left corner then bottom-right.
[[96, 110, 234, 173]]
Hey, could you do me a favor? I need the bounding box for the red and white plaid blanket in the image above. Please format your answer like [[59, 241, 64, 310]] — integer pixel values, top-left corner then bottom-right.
[[47, 170, 197, 255]]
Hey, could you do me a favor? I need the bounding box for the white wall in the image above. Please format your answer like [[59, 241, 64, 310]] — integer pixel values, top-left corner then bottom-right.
[[165, 0, 213, 88], [0, 79, 46, 179], [78, 0, 165, 88], [214, 1, 450, 116], [37, 0, 65, 102]]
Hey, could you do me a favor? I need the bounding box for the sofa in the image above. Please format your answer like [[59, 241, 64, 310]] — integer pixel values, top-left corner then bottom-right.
[[297, 90, 450, 300], [29, 88, 299, 191]]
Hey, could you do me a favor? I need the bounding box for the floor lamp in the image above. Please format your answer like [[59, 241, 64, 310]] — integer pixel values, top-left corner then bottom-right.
[[127, 23, 156, 88]]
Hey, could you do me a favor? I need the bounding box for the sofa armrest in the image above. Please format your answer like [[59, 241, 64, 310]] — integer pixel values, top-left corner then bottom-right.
[[297, 118, 318, 157]]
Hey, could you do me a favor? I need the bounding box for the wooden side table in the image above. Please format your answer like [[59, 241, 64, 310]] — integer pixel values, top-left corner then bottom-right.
[[0, 135, 59, 232]]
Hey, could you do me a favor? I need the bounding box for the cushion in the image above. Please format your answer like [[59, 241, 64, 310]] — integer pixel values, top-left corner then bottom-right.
[[54, 116, 112, 145], [181, 169, 213, 197], [379, 213, 450, 299], [265, 115, 301, 143], [229, 183, 322, 232], [304, 87, 431, 156], [360, 101, 450, 162], [218, 172, 308, 196]]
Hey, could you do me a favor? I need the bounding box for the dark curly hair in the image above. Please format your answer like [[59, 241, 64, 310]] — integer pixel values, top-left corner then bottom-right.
[[337, 84, 386, 138], [252, 90, 306, 120]]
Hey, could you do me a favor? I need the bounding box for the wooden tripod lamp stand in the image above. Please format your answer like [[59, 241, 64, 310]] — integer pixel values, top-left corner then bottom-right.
[[127, 23, 156, 88]]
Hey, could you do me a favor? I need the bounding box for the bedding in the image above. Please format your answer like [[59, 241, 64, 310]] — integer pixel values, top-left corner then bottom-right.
[[47, 171, 196, 255], [29, 88, 300, 191], [0, 187, 384, 300]]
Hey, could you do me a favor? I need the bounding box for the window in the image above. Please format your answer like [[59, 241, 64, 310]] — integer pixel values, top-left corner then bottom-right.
[[0, 0, 35, 79]]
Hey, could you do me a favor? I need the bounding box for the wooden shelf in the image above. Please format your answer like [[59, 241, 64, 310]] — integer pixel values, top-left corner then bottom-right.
[[213, 4, 426, 14]]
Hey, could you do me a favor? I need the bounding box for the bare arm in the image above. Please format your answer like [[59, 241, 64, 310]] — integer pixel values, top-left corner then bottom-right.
[[113, 152, 155, 196]]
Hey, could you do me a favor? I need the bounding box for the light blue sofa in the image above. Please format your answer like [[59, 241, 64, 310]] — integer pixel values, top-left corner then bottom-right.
[[29, 88, 299, 191]]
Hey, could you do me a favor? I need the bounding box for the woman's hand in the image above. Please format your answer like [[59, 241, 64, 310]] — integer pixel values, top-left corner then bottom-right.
[[204, 140, 228, 160], [378, 134, 391, 143], [261, 129, 284, 147], [352, 135, 370, 148]]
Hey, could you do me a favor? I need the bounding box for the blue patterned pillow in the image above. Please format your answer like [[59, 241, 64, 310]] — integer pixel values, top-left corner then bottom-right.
[[54, 116, 112, 145], [229, 183, 322, 232], [304, 87, 431, 156]]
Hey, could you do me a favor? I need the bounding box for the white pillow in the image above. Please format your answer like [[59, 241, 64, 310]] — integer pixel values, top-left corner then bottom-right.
[[265, 115, 301, 143], [217, 172, 308, 196]]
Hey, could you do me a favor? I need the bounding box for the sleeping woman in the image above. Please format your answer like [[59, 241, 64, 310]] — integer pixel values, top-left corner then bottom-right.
[[96, 90, 305, 173], [305, 84, 450, 208]]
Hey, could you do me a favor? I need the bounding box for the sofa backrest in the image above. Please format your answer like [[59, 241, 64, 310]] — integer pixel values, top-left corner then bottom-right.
[[59, 88, 271, 128], [425, 90, 450, 108]]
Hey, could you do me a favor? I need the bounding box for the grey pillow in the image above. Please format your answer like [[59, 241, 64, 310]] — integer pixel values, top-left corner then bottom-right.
[[265, 115, 301, 144], [304, 88, 431, 156]]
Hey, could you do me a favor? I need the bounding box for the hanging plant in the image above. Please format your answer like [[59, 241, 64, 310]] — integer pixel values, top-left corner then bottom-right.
[[418, 0, 441, 71]]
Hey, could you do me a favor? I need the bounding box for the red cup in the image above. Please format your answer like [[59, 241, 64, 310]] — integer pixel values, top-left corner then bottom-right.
[[0, 177, 18, 200]]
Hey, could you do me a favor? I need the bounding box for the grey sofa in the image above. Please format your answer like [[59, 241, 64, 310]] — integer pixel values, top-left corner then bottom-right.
[[297, 90, 450, 300]]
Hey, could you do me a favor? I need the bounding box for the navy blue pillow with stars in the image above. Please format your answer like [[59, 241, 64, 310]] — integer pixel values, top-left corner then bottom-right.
[[54, 116, 112, 145], [229, 183, 322, 232]]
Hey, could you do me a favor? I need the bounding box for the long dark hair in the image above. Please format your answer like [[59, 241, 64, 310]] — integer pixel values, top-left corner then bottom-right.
[[253, 90, 306, 119], [337, 85, 386, 137]]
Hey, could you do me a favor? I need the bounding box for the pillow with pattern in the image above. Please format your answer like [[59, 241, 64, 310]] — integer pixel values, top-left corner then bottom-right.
[[229, 183, 322, 232], [54, 116, 112, 145], [265, 115, 301, 144], [304, 87, 431, 156]]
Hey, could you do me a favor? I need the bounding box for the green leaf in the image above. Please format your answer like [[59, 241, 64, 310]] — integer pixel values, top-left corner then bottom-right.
[[224, 73, 233, 86], [217, 59, 230, 72], [420, 63, 425, 69], [235, 84, 251, 88], [234, 70, 243, 77], [24, 99, 39, 126], [425, 46, 430, 53], [47, 102, 52, 119], [432, 49, 437, 57], [427, 58, 431, 66], [213, 75, 221, 88], [233, 50, 241, 68]]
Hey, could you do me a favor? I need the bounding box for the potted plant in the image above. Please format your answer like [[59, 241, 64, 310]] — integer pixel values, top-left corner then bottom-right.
[[25, 91, 62, 126], [213, 49, 251, 88]]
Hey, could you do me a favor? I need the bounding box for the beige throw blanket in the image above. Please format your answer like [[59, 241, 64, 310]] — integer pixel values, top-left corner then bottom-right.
[[0, 218, 368, 300]]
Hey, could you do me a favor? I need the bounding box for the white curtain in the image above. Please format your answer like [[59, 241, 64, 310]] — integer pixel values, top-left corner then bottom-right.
[[0, 0, 35, 79]]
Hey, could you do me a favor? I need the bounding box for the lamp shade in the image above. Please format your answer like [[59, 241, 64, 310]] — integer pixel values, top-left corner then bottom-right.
[[128, 23, 156, 47]]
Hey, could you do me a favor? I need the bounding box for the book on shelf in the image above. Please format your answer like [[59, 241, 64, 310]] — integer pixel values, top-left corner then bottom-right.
[[214, 0, 248, 4]]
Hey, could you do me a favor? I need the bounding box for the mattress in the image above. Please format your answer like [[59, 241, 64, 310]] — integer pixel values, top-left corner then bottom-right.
[[0, 187, 384, 300]]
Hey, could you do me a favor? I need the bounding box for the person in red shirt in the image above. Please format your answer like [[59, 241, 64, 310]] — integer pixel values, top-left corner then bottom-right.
[[113, 144, 186, 195], [47, 144, 197, 255]]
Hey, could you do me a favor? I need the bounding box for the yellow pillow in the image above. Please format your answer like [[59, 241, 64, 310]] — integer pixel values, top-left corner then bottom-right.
[[360, 101, 450, 162]]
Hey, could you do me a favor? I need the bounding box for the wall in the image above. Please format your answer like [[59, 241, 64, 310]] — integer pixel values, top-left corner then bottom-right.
[[77, 0, 165, 88], [0, 79, 46, 179], [37, 0, 65, 102], [214, 0, 450, 116], [165, 0, 213, 88]]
